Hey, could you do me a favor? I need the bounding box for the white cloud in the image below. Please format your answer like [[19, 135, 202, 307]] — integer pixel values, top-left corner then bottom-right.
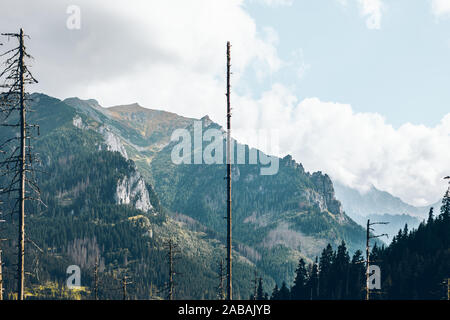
[[431, 0, 450, 17], [232, 86, 450, 206], [337, 0, 385, 30], [357, 0, 384, 30], [0, 0, 281, 116]]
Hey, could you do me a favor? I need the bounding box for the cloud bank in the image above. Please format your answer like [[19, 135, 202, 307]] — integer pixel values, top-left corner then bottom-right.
[[357, 0, 384, 30], [432, 0, 450, 17], [233, 86, 450, 206], [1, 0, 448, 206]]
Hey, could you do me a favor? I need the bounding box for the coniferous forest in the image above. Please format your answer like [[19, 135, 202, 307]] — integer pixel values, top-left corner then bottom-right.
[[259, 190, 450, 300]]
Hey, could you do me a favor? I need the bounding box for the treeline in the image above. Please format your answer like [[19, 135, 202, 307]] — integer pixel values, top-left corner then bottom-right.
[[256, 189, 450, 300], [254, 241, 365, 300], [374, 191, 450, 299]]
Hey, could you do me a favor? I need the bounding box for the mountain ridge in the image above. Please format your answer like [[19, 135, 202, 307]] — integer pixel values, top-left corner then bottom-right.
[[14, 93, 376, 290]]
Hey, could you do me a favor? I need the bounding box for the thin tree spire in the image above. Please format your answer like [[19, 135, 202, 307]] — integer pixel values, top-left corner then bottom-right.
[[0, 28, 40, 300], [226, 40, 232, 301]]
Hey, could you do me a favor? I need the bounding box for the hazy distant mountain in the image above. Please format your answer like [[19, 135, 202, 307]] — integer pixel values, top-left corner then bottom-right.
[[350, 213, 422, 243], [334, 182, 438, 219], [333, 182, 441, 241]]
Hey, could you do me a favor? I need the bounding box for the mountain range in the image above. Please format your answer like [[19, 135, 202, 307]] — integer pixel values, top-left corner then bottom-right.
[[333, 182, 441, 241], [1, 93, 380, 299]]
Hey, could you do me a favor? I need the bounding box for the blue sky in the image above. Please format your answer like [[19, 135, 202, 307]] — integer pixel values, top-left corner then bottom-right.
[[242, 0, 450, 128]]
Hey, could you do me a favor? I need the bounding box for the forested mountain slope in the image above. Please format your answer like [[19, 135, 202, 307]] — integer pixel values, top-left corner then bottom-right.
[[0, 93, 374, 298], [65, 95, 371, 283], [0, 94, 259, 299]]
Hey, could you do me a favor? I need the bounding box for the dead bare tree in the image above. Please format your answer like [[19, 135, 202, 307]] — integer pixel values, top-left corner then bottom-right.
[[0, 219, 5, 300], [225, 41, 232, 301], [0, 29, 41, 300], [252, 269, 258, 300], [93, 257, 99, 300], [217, 259, 225, 300], [0, 247, 2, 301], [122, 273, 132, 301], [164, 239, 180, 300], [365, 219, 388, 300]]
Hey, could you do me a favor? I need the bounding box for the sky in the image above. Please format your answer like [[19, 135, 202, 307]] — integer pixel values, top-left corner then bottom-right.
[[1, 0, 449, 206]]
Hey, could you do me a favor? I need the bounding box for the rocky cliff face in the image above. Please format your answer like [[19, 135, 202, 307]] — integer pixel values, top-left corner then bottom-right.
[[310, 171, 344, 217], [115, 169, 153, 213], [282, 155, 345, 219], [98, 126, 129, 159], [72, 112, 128, 160]]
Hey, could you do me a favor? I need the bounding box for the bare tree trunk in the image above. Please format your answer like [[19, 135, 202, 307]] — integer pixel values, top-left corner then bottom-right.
[[0, 28, 40, 301], [226, 41, 232, 301], [94, 259, 98, 300], [18, 28, 26, 301], [168, 240, 174, 300], [122, 275, 127, 300], [365, 219, 370, 301], [0, 248, 3, 300], [218, 259, 225, 300]]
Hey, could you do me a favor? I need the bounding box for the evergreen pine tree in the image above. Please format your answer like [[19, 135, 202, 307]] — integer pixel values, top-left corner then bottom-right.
[[403, 224, 409, 238], [349, 250, 365, 299], [307, 257, 319, 300], [256, 277, 265, 300], [427, 207, 434, 225], [278, 281, 290, 300], [270, 284, 279, 300], [441, 188, 450, 220], [332, 241, 350, 299], [291, 258, 308, 300], [318, 243, 334, 299]]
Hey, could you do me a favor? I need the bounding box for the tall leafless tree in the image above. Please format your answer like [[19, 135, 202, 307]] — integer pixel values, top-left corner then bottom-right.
[[217, 258, 225, 300], [0, 219, 5, 300], [164, 239, 179, 300], [226, 41, 233, 301], [0, 29, 42, 300], [365, 219, 388, 300]]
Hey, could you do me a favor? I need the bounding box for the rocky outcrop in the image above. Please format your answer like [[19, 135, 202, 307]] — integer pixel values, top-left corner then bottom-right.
[[282, 155, 306, 174], [115, 170, 153, 213], [98, 126, 128, 159], [72, 115, 84, 129], [280, 155, 344, 217], [311, 171, 344, 217], [72, 113, 128, 160]]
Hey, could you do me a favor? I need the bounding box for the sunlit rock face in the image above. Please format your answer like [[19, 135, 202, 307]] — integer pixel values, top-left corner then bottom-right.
[[98, 126, 128, 159], [115, 170, 153, 213], [310, 171, 344, 216], [72, 115, 84, 129]]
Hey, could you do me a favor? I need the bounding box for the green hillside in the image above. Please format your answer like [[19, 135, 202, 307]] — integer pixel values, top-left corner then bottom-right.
[[0, 93, 372, 299]]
